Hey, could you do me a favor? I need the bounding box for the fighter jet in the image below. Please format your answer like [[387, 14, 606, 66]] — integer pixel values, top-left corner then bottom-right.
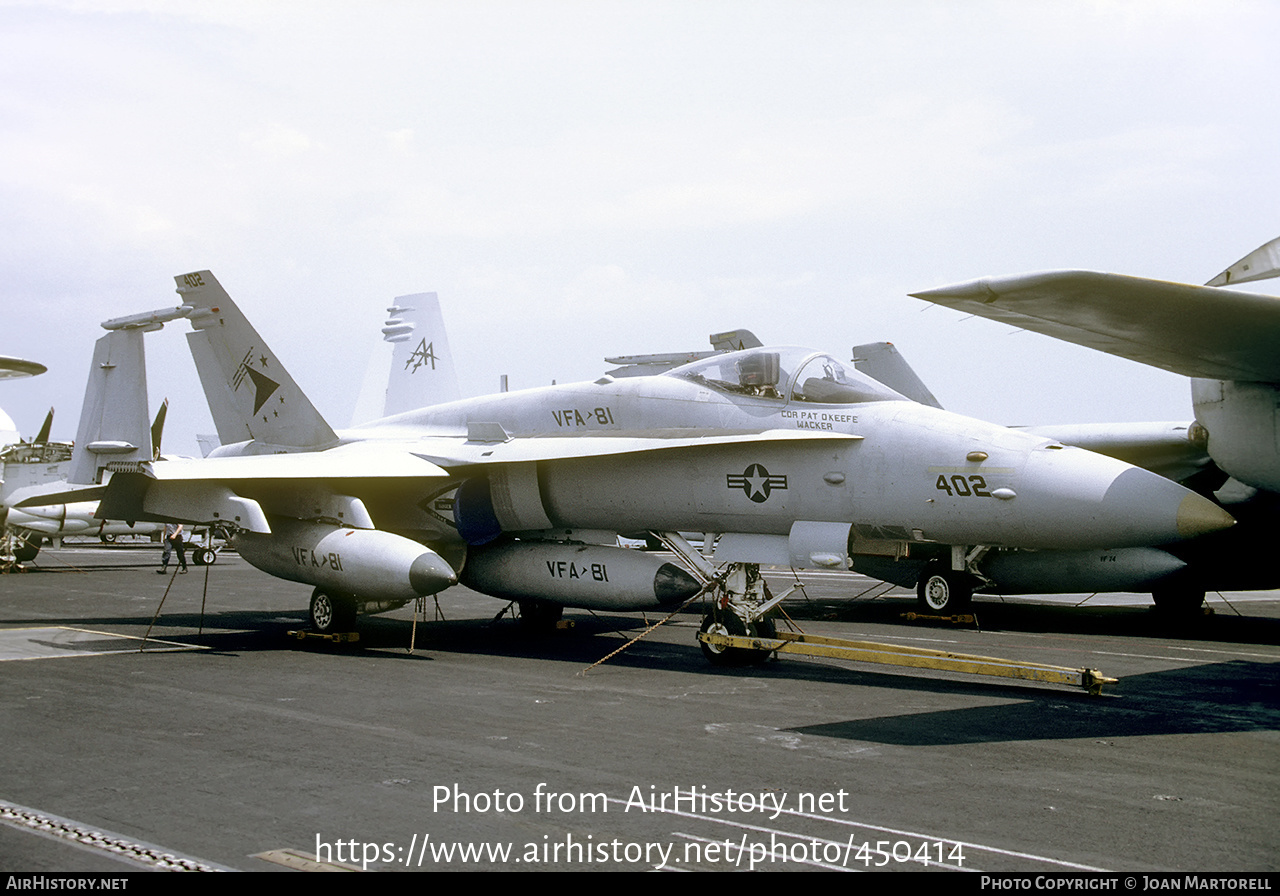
[[96, 271, 1233, 654], [911, 236, 1280, 611]]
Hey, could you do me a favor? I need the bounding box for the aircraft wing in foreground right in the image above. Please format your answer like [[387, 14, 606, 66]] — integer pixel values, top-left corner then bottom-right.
[[912, 239, 1280, 495], [911, 240, 1280, 610], [912, 269, 1280, 383]]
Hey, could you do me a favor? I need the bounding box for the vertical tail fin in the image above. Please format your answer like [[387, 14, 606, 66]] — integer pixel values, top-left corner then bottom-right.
[[176, 271, 337, 449], [852, 342, 943, 409], [68, 330, 153, 484], [150, 398, 168, 459], [384, 293, 461, 416], [34, 409, 53, 445]]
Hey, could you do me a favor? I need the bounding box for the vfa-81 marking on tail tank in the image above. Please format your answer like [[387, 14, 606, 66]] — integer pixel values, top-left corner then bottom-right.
[[97, 271, 1233, 660]]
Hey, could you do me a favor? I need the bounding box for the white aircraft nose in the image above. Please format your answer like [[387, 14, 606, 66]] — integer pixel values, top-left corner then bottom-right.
[[1018, 448, 1234, 549]]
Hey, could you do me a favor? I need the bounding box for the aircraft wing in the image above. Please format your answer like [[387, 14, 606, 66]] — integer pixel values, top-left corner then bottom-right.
[[97, 429, 863, 530], [126, 429, 862, 482], [912, 270, 1280, 382], [96, 446, 454, 532], [411, 428, 863, 468], [1206, 236, 1280, 287], [141, 447, 450, 482], [109, 429, 860, 487]]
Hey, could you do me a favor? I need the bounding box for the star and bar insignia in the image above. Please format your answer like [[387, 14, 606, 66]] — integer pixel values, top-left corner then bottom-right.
[[727, 463, 788, 503]]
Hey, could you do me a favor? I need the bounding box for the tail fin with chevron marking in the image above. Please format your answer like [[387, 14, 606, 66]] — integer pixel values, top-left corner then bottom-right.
[[176, 271, 338, 450]]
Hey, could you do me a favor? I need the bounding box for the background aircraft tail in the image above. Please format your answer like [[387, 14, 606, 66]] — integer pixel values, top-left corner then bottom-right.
[[67, 329, 154, 484], [150, 398, 168, 459], [709, 329, 763, 352], [176, 271, 338, 449], [33, 409, 53, 445], [382, 293, 461, 417]]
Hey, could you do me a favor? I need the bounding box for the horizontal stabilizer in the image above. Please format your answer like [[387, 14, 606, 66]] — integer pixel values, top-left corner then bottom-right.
[[605, 329, 763, 377], [709, 329, 762, 352], [10, 482, 107, 508]]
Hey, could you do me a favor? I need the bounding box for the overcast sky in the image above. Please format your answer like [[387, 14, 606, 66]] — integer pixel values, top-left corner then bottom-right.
[[1, 0, 1277, 455]]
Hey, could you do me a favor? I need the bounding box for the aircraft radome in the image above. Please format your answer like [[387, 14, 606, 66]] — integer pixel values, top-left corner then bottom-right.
[[95, 271, 1233, 661]]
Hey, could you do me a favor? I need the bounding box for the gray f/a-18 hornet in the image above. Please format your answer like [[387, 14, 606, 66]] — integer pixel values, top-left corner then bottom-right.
[[97, 271, 1233, 660]]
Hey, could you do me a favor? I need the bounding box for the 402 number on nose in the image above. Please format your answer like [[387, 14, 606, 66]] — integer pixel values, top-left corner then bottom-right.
[[936, 474, 991, 497]]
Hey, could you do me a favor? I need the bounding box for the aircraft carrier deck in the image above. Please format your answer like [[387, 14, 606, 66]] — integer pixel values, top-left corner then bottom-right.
[[1, 542, 1276, 872]]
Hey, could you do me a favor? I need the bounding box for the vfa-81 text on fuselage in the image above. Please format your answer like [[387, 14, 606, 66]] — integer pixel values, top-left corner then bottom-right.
[[98, 272, 1232, 657]]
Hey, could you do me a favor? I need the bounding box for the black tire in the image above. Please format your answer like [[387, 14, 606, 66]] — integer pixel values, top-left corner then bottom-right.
[[517, 599, 564, 630], [13, 534, 40, 563], [100, 533, 117, 544], [1151, 584, 1205, 615], [699, 611, 776, 666], [747, 615, 777, 665], [916, 561, 974, 613], [310, 589, 357, 633]]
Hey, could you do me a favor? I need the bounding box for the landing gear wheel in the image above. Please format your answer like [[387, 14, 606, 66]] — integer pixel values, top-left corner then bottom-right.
[[699, 611, 776, 666], [916, 562, 974, 614], [310, 589, 357, 633], [12, 534, 40, 563], [100, 533, 117, 544], [191, 547, 216, 566], [517, 599, 564, 631], [1152, 584, 1205, 615]]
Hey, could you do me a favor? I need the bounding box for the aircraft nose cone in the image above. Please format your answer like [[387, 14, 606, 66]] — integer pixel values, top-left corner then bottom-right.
[[1098, 466, 1235, 544], [409, 551, 459, 596], [1175, 492, 1237, 539], [1015, 448, 1235, 549]]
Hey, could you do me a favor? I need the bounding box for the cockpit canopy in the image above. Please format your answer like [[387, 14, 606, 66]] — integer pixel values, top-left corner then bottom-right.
[[666, 347, 907, 404]]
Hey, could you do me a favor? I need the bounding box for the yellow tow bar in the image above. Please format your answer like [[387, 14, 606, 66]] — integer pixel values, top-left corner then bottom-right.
[[698, 629, 1116, 695]]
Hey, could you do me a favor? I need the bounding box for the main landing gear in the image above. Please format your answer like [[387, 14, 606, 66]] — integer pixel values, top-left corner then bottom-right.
[[1151, 582, 1207, 615], [915, 560, 976, 614], [650, 532, 783, 667], [699, 607, 777, 666], [309, 588, 358, 634]]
